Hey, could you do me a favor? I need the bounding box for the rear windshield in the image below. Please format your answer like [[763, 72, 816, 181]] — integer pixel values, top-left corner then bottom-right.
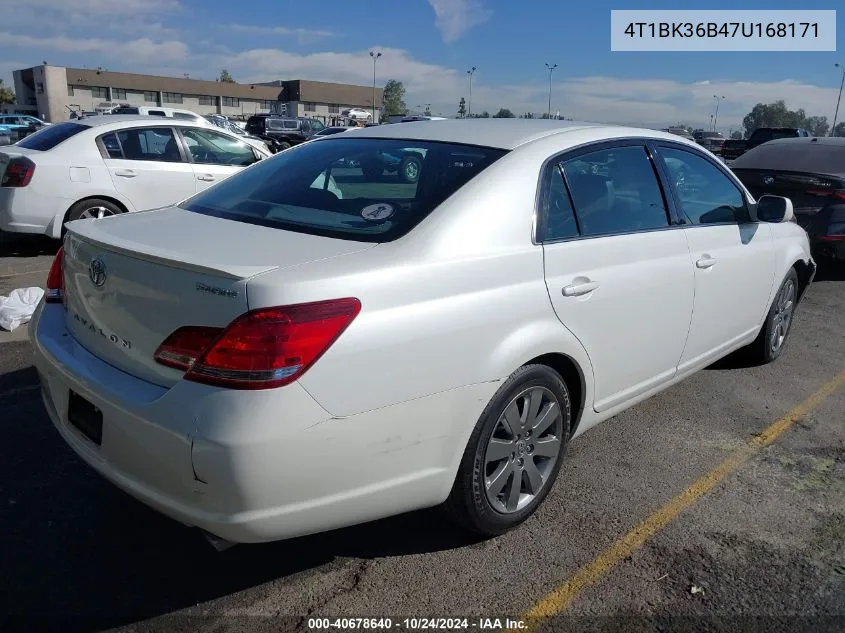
[[180, 137, 507, 242], [16, 122, 88, 150], [732, 140, 845, 177]]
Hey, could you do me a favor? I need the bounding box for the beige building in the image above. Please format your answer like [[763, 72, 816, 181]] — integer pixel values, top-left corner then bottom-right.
[[11, 64, 383, 124]]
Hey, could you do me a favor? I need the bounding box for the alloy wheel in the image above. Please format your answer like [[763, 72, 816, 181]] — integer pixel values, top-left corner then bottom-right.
[[770, 278, 795, 354], [484, 386, 564, 514]]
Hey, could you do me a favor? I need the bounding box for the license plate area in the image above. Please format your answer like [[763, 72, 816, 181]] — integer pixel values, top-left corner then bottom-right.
[[67, 390, 103, 446]]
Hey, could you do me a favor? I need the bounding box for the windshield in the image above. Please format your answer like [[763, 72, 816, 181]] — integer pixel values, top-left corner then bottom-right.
[[16, 122, 88, 150], [180, 137, 507, 242]]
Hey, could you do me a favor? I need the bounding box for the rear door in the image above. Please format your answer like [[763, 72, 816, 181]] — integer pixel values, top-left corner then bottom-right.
[[176, 127, 262, 192], [653, 143, 776, 370], [541, 141, 695, 413], [99, 126, 196, 210]]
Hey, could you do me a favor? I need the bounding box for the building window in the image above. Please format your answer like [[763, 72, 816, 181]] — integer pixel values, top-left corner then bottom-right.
[[163, 92, 183, 104], [112, 88, 127, 100], [35, 82, 44, 95], [222, 97, 239, 107], [328, 104, 340, 114], [261, 100, 274, 109], [91, 86, 108, 99], [303, 102, 316, 112], [144, 91, 158, 102], [67, 85, 74, 96], [198, 95, 215, 106]]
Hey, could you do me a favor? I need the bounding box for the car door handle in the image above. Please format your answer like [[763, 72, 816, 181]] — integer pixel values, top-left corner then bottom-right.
[[562, 278, 599, 297], [696, 255, 717, 269], [196, 174, 216, 182], [114, 169, 136, 178]]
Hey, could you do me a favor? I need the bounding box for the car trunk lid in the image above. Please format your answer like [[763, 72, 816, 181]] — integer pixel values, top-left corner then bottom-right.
[[62, 207, 375, 387], [732, 169, 845, 229]]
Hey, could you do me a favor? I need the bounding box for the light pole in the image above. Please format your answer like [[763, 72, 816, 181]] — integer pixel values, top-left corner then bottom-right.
[[369, 50, 381, 122], [467, 67, 476, 117], [545, 63, 558, 119], [713, 95, 725, 131], [831, 62, 845, 136], [710, 113, 714, 131]]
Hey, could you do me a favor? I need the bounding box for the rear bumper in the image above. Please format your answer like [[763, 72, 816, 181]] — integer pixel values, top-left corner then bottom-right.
[[811, 239, 845, 262], [31, 303, 478, 543], [0, 187, 66, 236]]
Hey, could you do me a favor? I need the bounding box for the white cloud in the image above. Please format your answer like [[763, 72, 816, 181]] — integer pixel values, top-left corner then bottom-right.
[[0, 32, 189, 64], [231, 24, 337, 43], [426, 0, 491, 42]]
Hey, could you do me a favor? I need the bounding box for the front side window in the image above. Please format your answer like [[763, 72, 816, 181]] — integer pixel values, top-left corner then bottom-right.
[[657, 146, 749, 224], [112, 127, 183, 162], [310, 120, 325, 132], [180, 138, 507, 242], [180, 128, 258, 166], [561, 146, 669, 237]]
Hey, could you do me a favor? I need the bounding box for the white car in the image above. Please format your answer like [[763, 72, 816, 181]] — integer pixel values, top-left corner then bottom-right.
[[0, 115, 271, 237], [342, 108, 373, 121], [31, 120, 815, 545]]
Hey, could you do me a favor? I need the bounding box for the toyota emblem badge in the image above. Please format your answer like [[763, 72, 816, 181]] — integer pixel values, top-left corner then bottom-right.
[[89, 257, 107, 287]]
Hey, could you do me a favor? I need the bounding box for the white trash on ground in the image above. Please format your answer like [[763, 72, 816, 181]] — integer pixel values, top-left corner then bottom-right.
[[0, 287, 45, 332]]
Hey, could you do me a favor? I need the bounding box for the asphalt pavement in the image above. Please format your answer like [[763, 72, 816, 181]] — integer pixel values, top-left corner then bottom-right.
[[1, 230, 843, 633]]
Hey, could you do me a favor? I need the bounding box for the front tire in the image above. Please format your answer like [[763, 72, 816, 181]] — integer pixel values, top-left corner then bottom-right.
[[445, 364, 571, 536], [748, 268, 799, 364]]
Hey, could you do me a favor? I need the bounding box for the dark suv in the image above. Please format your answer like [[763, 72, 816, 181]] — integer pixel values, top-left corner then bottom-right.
[[245, 115, 326, 152]]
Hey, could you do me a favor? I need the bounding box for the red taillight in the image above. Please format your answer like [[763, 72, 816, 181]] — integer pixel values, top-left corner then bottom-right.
[[1, 157, 35, 187], [154, 298, 361, 390], [45, 246, 64, 304], [806, 189, 845, 200], [153, 326, 224, 370], [818, 234, 845, 241]]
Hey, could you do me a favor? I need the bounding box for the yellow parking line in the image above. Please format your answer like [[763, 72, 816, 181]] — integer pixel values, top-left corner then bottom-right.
[[520, 369, 845, 629], [0, 268, 50, 279]]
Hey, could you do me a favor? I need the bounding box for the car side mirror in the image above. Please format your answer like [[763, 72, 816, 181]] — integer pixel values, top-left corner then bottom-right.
[[754, 195, 794, 223]]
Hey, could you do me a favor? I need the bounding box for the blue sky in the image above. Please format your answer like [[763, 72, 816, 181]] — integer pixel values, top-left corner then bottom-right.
[[1, 0, 843, 132]]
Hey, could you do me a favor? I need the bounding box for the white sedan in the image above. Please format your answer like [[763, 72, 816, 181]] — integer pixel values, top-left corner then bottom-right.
[[30, 120, 815, 545], [0, 115, 271, 238]]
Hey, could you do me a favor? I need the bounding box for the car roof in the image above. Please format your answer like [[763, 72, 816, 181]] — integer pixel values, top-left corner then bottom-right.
[[344, 118, 691, 150], [67, 115, 211, 128], [758, 136, 845, 147]]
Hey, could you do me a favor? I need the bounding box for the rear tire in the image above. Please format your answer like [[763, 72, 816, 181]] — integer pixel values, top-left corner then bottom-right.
[[64, 198, 124, 233], [747, 268, 799, 364], [444, 364, 571, 536]]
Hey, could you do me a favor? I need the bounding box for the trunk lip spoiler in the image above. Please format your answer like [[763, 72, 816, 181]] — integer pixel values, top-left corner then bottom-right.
[[65, 225, 279, 281]]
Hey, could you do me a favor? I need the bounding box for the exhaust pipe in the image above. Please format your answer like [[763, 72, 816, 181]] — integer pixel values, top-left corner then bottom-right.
[[202, 530, 237, 552]]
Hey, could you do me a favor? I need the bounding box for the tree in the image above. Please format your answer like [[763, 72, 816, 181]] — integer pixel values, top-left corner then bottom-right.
[[217, 69, 235, 83], [730, 130, 743, 140], [424, 104, 432, 116], [742, 100, 815, 136], [479, 111, 490, 118], [833, 122, 845, 137], [458, 97, 466, 118], [520, 112, 535, 119], [493, 108, 515, 118], [0, 79, 14, 105], [381, 80, 407, 118], [804, 115, 829, 137]]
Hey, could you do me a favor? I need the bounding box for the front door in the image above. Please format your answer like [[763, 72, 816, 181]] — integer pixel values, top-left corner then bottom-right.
[[653, 144, 776, 371], [177, 127, 261, 193], [541, 142, 695, 413]]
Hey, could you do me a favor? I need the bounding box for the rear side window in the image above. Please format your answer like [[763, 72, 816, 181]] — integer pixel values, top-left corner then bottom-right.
[[16, 122, 88, 150], [561, 146, 669, 237], [108, 127, 183, 162], [180, 138, 507, 242], [173, 112, 197, 120], [148, 110, 166, 117], [538, 165, 579, 241]]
